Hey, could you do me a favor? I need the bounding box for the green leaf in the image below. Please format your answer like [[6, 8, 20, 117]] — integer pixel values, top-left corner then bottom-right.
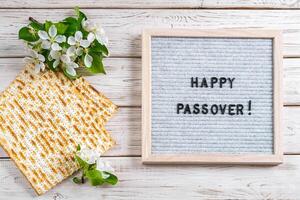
[[75, 155, 89, 169], [73, 177, 82, 184], [29, 21, 44, 31], [63, 17, 80, 36], [60, 42, 70, 49], [44, 21, 53, 32], [86, 169, 104, 186], [76, 144, 81, 151], [63, 17, 78, 24], [75, 7, 87, 23], [55, 22, 68, 35], [44, 21, 68, 35], [81, 29, 89, 38], [102, 172, 118, 185], [18, 27, 39, 42], [42, 51, 58, 72], [28, 17, 44, 30], [90, 40, 109, 56], [86, 52, 106, 74], [45, 59, 55, 71]]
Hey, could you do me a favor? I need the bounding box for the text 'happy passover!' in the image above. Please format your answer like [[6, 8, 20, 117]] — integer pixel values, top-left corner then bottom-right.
[[176, 77, 252, 116]]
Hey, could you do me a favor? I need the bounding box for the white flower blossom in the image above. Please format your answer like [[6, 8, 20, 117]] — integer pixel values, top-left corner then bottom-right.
[[61, 54, 79, 76], [96, 158, 115, 173], [96, 158, 115, 178], [67, 31, 91, 55], [49, 49, 79, 76], [49, 50, 62, 68], [38, 25, 66, 51], [83, 53, 93, 68], [76, 146, 115, 179], [76, 146, 100, 164], [23, 49, 46, 74], [81, 19, 108, 45], [67, 31, 93, 68]]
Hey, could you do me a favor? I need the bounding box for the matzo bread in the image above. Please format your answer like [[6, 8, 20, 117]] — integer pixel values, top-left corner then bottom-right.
[[0, 66, 117, 195], [0, 64, 118, 123]]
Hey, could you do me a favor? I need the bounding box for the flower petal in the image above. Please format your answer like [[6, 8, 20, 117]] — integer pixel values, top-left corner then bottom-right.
[[23, 57, 33, 64], [28, 49, 38, 58], [38, 54, 45, 62], [60, 54, 71, 64], [77, 147, 100, 164], [53, 59, 60, 68], [96, 33, 108, 45], [51, 43, 62, 51], [77, 148, 100, 164], [40, 63, 46, 71], [76, 48, 83, 56], [48, 54, 53, 61], [38, 30, 49, 40], [96, 159, 115, 172], [80, 40, 90, 48], [41, 40, 51, 49], [49, 25, 57, 38], [66, 65, 77, 76], [87, 150, 100, 164], [50, 50, 61, 60], [55, 35, 66, 43], [66, 46, 76, 57], [96, 159, 105, 171], [84, 54, 93, 68], [75, 31, 83, 42], [34, 63, 41, 74], [67, 36, 76, 45], [81, 19, 95, 32], [69, 62, 79, 68], [87, 32, 95, 43], [77, 148, 90, 162]]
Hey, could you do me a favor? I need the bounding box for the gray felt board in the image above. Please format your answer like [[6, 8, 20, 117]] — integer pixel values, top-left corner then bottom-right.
[[151, 36, 273, 155]]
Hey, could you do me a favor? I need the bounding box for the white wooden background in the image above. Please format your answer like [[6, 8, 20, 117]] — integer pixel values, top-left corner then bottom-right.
[[1, 0, 300, 199]]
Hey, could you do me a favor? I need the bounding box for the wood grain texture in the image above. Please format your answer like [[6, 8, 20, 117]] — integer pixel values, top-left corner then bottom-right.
[[0, 156, 300, 199], [1, 58, 300, 106], [283, 58, 300, 105], [0, 2, 299, 198], [1, 9, 300, 57], [1, 0, 300, 8]]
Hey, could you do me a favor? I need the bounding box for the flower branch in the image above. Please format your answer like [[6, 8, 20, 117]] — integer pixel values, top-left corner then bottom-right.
[[73, 145, 118, 186], [19, 7, 109, 79]]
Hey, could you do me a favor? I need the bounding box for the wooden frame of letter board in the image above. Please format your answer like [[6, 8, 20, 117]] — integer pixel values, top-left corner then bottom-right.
[[142, 29, 283, 165]]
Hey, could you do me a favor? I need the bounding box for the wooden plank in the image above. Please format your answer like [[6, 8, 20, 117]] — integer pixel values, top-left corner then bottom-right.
[[0, 156, 300, 199], [1, 0, 300, 9], [1, 58, 300, 106], [283, 58, 300, 105], [1, 9, 300, 57], [0, 106, 300, 157]]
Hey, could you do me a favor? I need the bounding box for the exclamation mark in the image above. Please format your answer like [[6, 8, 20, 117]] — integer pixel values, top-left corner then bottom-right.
[[248, 100, 252, 115]]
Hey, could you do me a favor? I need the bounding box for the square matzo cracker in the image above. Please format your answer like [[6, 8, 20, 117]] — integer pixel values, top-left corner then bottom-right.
[[0, 66, 118, 195]]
